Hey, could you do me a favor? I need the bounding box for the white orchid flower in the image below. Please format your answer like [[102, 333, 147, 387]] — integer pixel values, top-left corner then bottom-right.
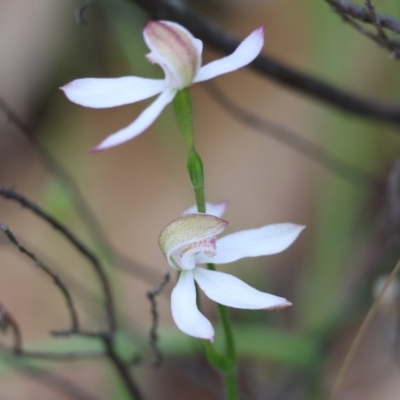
[[159, 202, 305, 340], [61, 21, 265, 152]]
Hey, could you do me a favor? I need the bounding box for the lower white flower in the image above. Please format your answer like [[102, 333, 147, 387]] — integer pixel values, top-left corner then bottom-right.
[[159, 202, 305, 340]]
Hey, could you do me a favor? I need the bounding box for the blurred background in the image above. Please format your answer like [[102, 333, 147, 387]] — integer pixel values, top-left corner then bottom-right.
[[1, 0, 400, 398]]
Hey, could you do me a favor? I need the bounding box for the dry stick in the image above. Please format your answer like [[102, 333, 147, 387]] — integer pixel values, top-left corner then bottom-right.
[[0, 97, 159, 285], [132, 0, 400, 125], [103, 337, 144, 400], [0, 190, 144, 399], [0, 304, 22, 352], [329, 257, 400, 399], [363, 0, 400, 58], [204, 82, 385, 191], [146, 273, 170, 367], [327, 0, 400, 58], [0, 187, 115, 334], [325, 0, 400, 33], [0, 224, 79, 335]]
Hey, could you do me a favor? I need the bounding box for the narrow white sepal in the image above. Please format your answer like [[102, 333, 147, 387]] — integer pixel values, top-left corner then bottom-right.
[[171, 271, 214, 340], [182, 201, 228, 218], [61, 77, 167, 108], [194, 268, 291, 310], [197, 223, 305, 264], [193, 26, 264, 83], [91, 88, 176, 152]]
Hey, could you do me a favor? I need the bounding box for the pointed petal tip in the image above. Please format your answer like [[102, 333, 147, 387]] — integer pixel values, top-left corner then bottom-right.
[[256, 25, 265, 36], [264, 300, 292, 311], [88, 146, 104, 154]]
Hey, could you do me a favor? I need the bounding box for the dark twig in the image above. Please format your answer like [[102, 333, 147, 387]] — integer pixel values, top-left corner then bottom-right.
[[75, 0, 96, 25], [364, 0, 388, 41], [0, 225, 79, 335], [146, 273, 170, 367], [0, 193, 145, 399], [0, 187, 116, 334], [0, 96, 160, 285], [131, 0, 400, 125], [325, 0, 400, 33], [204, 82, 385, 190], [103, 337, 144, 400], [327, 0, 400, 58], [0, 304, 22, 353], [0, 306, 102, 362]]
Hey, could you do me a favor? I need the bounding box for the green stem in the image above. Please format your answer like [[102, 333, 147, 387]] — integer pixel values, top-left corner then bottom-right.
[[208, 264, 236, 361], [173, 87, 238, 400], [226, 369, 238, 400], [208, 263, 238, 399]]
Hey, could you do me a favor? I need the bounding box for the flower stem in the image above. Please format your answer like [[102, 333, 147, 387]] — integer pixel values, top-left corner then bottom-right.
[[173, 89, 205, 213], [208, 263, 238, 400], [173, 87, 238, 400]]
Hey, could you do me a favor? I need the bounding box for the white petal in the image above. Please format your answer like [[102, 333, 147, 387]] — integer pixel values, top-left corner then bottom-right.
[[90, 88, 176, 152], [61, 77, 167, 108], [171, 271, 214, 340], [197, 223, 305, 264], [193, 26, 264, 83], [182, 201, 227, 218], [194, 268, 291, 310]]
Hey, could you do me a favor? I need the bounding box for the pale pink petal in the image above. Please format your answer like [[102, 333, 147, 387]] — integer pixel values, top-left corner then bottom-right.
[[90, 88, 176, 152], [182, 201, 227, 218], [61, 77, 167, 108], [197, 223, 305, 264], [193, 268, 291, 310], [144, 21, 201, 88], [171, 271, 214, 340], [193, 26, 264, 83]]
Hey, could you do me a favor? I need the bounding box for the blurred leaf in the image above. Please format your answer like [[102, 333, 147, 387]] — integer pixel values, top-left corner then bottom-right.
[[42, 178, 76, 224], [159, 325, 319, 368]]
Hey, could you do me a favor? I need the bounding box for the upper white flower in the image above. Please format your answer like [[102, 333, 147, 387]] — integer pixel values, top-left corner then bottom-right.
[[61, 21, 265, 152], [159, 202, 305, 340]]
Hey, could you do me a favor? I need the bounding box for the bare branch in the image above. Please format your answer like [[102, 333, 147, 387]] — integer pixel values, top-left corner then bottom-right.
[[103, 336, 144, 400], [0, 96, 160, 285], [0, 225, 79, 335], [326, 0, 400, 58], [325, 0, 400, 33], [0, 304, 22, 353], [130, 0, 400, 125], [146, 273, 169, 367], [0, 187, 116, 334], [204, 82, 385, 191]]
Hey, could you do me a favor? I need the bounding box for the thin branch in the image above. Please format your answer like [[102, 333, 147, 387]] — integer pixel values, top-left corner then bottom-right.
[[0, 187, 116, 334], [204, 82, 385, 191], [130, 0, 400, 125], [0, 304, 22, 353], [0, 225, 79, 335], [325, 0, 400, 33], [146, 273, 169, 367], [0, 96, 160, 285], [103, 337, 144, 400], [326, 0, 400, 58]]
